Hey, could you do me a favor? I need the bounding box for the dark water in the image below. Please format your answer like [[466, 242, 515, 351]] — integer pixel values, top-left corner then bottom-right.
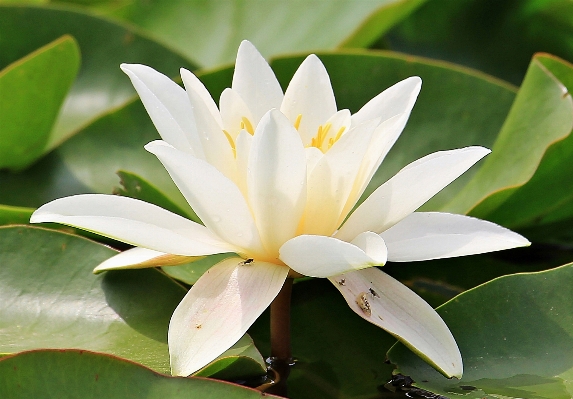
[[241, 369, 447, 399]]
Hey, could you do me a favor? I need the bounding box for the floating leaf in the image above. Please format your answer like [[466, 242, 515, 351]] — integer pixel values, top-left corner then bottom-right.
[[0, 349, 277, 399], [0, 35, 79, 170], [444, 54, 573, 236], [0, 204, 33, 225]]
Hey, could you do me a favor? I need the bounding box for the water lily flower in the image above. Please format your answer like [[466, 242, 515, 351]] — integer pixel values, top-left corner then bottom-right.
[[30, 41, 529, 379]]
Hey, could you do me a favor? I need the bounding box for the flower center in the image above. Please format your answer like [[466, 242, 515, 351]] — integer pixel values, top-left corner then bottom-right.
[[295, 114, 346, 152]]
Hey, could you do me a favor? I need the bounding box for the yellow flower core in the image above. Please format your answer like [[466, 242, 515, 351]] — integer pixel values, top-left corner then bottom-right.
[[223, 113, 347, 157], [295, 114, 346, 152]]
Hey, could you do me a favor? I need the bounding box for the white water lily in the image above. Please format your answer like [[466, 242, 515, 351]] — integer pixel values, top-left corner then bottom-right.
[[30, 41, 529, 379]]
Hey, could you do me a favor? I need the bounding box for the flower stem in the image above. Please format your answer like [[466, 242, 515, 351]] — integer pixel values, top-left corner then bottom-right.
[[265, 277, 294, 396], [271, 277, 293, 360]]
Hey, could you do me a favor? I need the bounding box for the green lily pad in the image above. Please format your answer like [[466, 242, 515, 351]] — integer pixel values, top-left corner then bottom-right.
[[0, 205, 33, 225], [388, 261, 573, 399], [0, 225, 183, 373], [104, 0, 428, 68], [0, 35, 79, 170], [0, 349, 278, 399], [444, 54, 573, 234], [0, 225, 265, 379], [0, 4, 195, 150]]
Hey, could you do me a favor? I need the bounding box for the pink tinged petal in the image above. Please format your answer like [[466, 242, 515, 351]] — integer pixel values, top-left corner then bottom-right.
[[381, 212, 531, 262], [281, 54, 337, 145], [94, 247, 198, 274], [329, 267, 463, 378], [181, 69, 236, 180], [169, 257, 288, 376], [279, 232, 387, 278], [219, 88, 254, 139], [336, 147, 491, 242], [30, 194, 236, 256], [302, 119, 378, 235], [232, 40, 283, 124], [120, 64, 201, 156], [351, 76, 422, 126], [179, 68, 223, 128], [247, 110, 307, 255], [145, 141, 265, 255]]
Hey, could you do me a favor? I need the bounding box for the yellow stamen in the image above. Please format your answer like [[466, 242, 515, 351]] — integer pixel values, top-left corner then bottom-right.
[[328, 126, 346, 149], [311, 123, 332, 149], [294, 114, 302, 130], [240, 117, 255, 135], [222, 130, 237, 157]]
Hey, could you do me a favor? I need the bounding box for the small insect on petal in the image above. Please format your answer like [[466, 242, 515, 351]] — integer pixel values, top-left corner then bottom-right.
[[337, 278, 346, 286], [356, 292, 371, 316], [239, 258, 254, 266]]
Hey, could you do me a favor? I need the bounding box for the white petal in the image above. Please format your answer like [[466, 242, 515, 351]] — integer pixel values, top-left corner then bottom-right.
[[305, 146, 323, 175], [351, 76, 421, 126], [248, 110, 307, 255], [232, 40, 283, 124], [120, 64, 200, 155], [329, 267, 463, 378], [145, 141, 265, 255], [181, 70, 236, 180], [94, 247, 197, 273], [219, 88, 253, 139], [279, 232, 386, 278], [381, 212, 531, 262], [180, 68, 223, 128], [341, 112, 411, 217], [343, 78, 422, 211], [281, 54, 337, 145], [302, 119, 377, 235], [30, 194, 236, 256], [234, 130, 253, 197], [169, 257, 288, 376], [336, 147, 491, 242]]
